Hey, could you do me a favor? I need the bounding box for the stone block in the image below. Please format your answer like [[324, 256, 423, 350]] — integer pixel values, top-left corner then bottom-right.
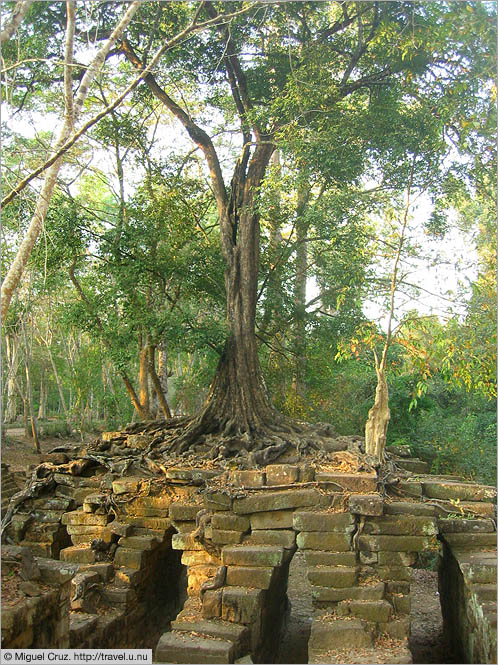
[[188, 565, 219, 596], [62, 511, 111, 526], [304, 551, 357, 567], [114, 567, 147, 587], [212, 530, 244, 545], [423, 480, 497, 502], [36, 559, 78, 584], [202, 589, 223, 618], [250, 510, 294, 530], [118, 535, 159, 550], [309, 618, 373, 650], [172, 532, 205, 551], [459, 502, 496, 517], [80, 563, 114, 582], [114, 547, 149, 569], [363, 515, 437, 536], [212, 513, 250, 532], [358, 535, 433, 552], [111, 477, 143, 495], [315, 472, 377, 493], [385, 502, 436, 516], [470, 583, 497, 602], [297, 532, 352, 551], [456, 551, 497, 584], [124, 494, 177, 517], [377, 551, 417, 566], [438, 518, 496, 534], [231, 470, 266, 487], [378, 616, 410, 639], [222, 545, 284, 567], [169, 503, 203, 521], [54, 474, 101, 488], [60, 546, 95, 564], [338, 599, 392, 622], [233, 489, 320, 514], [107, 521, 132, 537], [443, 533, 497, 550], [349, 494, 384, 516], [392, 594, 411, 615], [359, 551, 378, 565], [308, 566, 357, 588], [155, 631, 234, 664], [249, 529, 296, 548], [204, 491, 233, 511], [182, 551, 221, 567], [311, 582, 385, 603], [222, 586, 264, 624], [265, 465, 299, 486], [398, 481, 422, 497], [172, 617, 248, 644], [226, 566, 274, 589], [293, 511, 354, 532], [123, 516, 171, 531], [165, 467, 193, 481], [396, 459, 429, 474]]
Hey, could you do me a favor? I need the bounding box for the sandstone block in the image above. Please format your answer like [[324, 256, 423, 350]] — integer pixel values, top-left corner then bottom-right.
[[188, 565, 218, 596], [155, 631, 234, 664], [250, 510, 294, 530], [212, 513, 250, 532], [60, 546, 95, 564], [443, 533, 497, 550], [358, 535, 433, 552], [233, 489, 320, 514], [172, 532, 205, 551], [222, 545, 284, 567], [231, 470, 266, 487], [212, 529, 244, 545], [123, 516, 171, 531], [297, 532, 351, 551], [304, 551, 357, 567], [378, 616, 410, 639], [56, 486, 97, 505], [169, 503, 203, 521], [226, 566, 274, 589], [172, 617, 248, 645], [315, 472, 377, 493], [398, 481, 422, 497], [456, 552, 497, 584], [80, 562, 114, 582], [423, 480, 497, 502], [309, 618, 373, 650], [385, 502, 436, 516], [363, 516, 437, 536], [293, 511, 354, 532], [182, 551, 221, 566], [118, 534, 159, 550], [311, 581, 385, 603], [202, 589, 223, 618], [114, 547, 149, 569], [222, 586, 264, 624], [111, 477, 143, 495], [204, 491, 233, 511], [374, 566, 412, 582], [62, 511, 111, 527], [392, 594, 411, 615], [265, 465, 299, 486], [249, 529, 296, 548], [349, 494, 384, 516], [359, 551, 378, 565], [377, 551, 417, 566], [438, 518, 496, 534], [338, 599, 392, 622], [308, 566, 357, 588]]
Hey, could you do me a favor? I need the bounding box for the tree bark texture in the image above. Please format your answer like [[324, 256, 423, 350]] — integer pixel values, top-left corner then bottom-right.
[[0, 0, 33, 44], [364, 362, 390, 463]]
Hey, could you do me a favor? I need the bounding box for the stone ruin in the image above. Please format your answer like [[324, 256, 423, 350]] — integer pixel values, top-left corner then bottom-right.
[[1, 439, 497, 664]]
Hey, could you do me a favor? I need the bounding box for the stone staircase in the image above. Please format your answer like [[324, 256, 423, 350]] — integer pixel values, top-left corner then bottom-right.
[[1, 463, 23, 515], [156, 543, 291, 663]]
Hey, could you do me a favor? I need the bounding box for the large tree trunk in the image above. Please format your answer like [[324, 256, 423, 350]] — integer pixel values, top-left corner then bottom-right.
[[365, 361, 390, 463], [4, 333, 20, 423], [292, 182, 311, 400]]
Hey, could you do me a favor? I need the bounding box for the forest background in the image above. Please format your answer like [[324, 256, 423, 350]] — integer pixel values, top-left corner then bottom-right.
[[1, 0, 496, 482]]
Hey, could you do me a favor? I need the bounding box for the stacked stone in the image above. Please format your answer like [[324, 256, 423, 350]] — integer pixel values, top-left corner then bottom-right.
[[2, 547, 73, 648]]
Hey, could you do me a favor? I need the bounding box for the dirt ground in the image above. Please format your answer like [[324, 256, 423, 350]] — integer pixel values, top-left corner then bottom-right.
[[2, 431, 459, 664]]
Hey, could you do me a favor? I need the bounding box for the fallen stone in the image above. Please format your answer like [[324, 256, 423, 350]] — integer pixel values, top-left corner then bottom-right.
[[19, 581, 41, 597], [60, 546, 95, 564]]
